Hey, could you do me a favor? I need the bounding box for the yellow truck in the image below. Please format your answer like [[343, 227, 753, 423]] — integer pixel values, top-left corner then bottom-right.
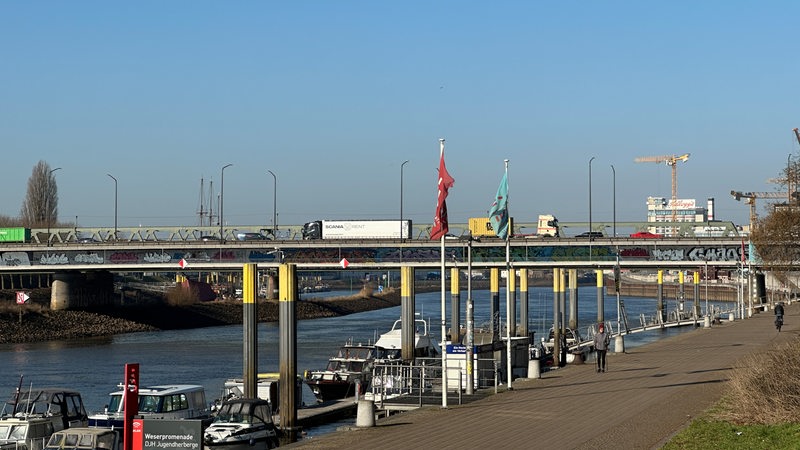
[[468, 217, 514, 237], [469, 215, 558, 238]]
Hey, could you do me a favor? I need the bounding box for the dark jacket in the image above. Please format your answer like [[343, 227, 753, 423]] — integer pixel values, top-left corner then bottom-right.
[[775, 304, 785, 316]]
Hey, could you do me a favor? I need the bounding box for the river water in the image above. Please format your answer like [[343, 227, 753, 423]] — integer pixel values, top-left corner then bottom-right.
[[0, 287, 727, 438]]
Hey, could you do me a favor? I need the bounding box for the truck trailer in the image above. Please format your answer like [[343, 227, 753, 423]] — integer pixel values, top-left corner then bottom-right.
[[301, 220, 412, 240]]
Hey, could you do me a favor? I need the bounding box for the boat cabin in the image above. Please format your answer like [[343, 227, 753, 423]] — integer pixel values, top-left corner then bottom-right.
[[374, 317, 441, 360], [88, 385, 209, 429], [44, 428, 119, 450], [217, 373, 302, 414], [1, 389, 88, 430]]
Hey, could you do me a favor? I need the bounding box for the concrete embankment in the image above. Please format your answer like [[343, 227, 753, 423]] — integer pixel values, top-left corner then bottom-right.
[[615, 280, 744, 303]]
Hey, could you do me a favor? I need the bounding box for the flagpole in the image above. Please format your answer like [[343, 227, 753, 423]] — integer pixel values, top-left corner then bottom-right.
[[439, 138, 449, 408], [503, 159, 513, 390]]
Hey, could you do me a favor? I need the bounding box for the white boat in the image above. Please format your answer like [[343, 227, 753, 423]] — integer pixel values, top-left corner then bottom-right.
[[88, 384, 210, 430], [373, 315, 441, 361], [0, 385, 88, 450], [304, 343, 386, 403], [542, 327, 591, 363], [203, 398, 280, 450], [44, 428, 120, 450], [367, 316, 442, 401], [214, 373, 302, 414]]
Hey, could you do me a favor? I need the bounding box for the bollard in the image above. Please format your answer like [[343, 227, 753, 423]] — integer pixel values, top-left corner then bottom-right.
[[728, 313, 734, 322], [528, 359, 541, 379], [356, 400, 375, 427], [614, 335, 625, 354], [704, 316, 711, 328]]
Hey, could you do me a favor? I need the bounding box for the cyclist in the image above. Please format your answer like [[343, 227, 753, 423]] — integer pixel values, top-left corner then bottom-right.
[[775, 302, 785, 332]]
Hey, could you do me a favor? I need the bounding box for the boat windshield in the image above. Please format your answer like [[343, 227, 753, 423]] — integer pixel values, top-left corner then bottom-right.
[[214, 403, 252, 424], [106, 394, 122, 413], [0, 424, 28, 441], [335, 347, 375, 360]]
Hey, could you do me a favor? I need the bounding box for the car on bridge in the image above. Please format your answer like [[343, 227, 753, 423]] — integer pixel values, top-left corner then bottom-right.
[[575, 231, 604, 239], [236, 232, 270, 241], [630, 231, 663, 239]]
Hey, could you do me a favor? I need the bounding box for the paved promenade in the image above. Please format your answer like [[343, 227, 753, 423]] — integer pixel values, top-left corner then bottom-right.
[[287, 303, 796, 449]]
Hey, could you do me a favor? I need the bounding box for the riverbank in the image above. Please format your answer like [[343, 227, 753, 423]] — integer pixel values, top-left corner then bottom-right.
[[0, 287, 402, 344]]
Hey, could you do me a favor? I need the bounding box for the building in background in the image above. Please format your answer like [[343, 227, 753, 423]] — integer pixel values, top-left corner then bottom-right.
[[646, 197, 727, 237]]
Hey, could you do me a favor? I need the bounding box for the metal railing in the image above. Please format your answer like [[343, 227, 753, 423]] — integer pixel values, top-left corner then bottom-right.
[[367, 358, 497, 410]]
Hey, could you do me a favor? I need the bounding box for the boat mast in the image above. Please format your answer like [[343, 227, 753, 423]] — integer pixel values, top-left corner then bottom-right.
[[208, 180, 216, 227], [198, 177, 206, 227]]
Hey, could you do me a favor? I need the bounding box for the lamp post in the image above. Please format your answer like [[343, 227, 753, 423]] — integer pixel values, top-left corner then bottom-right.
[[589, 157, 595, 238], [267, 170, 277, 237], [400, 160, 409, 241], [705, 258, 710, 318], [220, 163, 232, 240], [788, 154, 793, 206], [463, 232, 478, 395], [106, 173, 118, 240], [611, 164, 616, 237], [48, 167, 61, 245]]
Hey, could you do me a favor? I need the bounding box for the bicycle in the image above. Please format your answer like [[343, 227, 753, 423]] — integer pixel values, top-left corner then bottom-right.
[[775, 315, 784, 332]]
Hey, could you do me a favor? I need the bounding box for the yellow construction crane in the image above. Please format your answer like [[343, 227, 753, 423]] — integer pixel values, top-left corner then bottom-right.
[[635, 153, 691, 226], [634, 153, 691, 201], [730, 190, 789, 232]]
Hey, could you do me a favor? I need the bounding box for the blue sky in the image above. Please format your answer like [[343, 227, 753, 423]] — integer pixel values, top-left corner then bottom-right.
[[2, 2, 799, 230]]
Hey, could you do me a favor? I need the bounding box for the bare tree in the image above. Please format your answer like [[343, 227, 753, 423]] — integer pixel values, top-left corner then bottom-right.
[[750, 148, 800, 296], [20, 161, 59, 228]]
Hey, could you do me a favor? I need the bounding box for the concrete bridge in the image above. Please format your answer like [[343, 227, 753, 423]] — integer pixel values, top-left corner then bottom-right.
[[1, 229, 754, 311]]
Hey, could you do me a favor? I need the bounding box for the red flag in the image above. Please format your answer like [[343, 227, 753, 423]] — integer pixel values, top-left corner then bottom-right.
[[430, 140, 455, 240]]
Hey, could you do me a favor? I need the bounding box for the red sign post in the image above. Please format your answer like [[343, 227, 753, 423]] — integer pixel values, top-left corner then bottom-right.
[[123, 363, 140, 450]]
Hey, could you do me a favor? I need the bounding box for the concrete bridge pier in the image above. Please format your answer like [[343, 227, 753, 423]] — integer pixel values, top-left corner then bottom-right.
[[51, 270, 114, 310]]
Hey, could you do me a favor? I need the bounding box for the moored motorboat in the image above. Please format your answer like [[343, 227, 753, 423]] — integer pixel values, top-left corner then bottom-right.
[[373, 315, 441, 361], [542, 327, 591, 363], [88, 384, 210, 431], [203, 398, 280, 450], [43, 428, 120, 450], [213, 374, 303, 414], [0, 381, 88, 450], [304, 343, 386, 403]]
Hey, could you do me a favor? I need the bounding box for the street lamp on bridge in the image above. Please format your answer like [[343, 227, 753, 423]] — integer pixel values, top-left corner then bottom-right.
[[106, 173, 118, 240], [47, 168, 61, 245], [400, 160, 409, 241], [220, 163, 232, 240], [267, 170, 277, 238], [611, 164, 616, 237]]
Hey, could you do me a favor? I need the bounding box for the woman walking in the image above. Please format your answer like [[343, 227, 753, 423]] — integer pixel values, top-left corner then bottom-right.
[[593, 323, 610, 373]]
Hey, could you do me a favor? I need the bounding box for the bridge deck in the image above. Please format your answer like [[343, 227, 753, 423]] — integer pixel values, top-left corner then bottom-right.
[[284, 303, 794, 449]]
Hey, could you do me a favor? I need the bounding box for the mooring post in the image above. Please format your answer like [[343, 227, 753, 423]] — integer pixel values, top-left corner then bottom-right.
[[508, 267, 516, 337], [401, 266, 415, 361], [552, 268, 561, 367], [279, 263, 298, 437], [657, 270, 665, 324], [519, 268, 528, 338], [490, 268, 500, 342], [568, 269, 578, 330], [693, 271, 700, 327], [596, 269, 604, 324], [450, 267, 461, 344], [243, 263, 258, 399]]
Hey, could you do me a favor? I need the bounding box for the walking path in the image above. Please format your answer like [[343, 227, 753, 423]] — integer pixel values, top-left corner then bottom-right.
[[286, 304, 794, 449]]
